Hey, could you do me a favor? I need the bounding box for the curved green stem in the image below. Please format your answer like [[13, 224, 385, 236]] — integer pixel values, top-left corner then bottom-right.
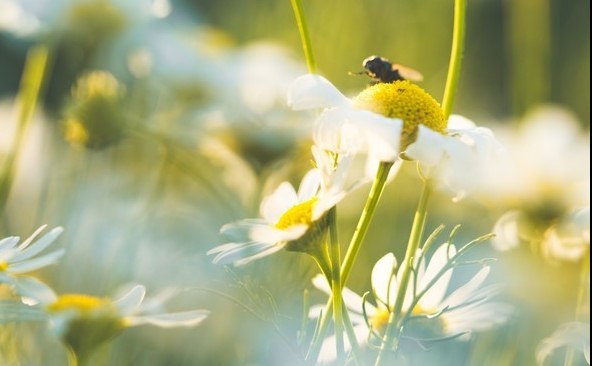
[[306, 161, 392, 362], [0, 45, 50, 211], [374, 181, 432, 366], [290, 0, 317, 73], [441, 0, 467, 119]]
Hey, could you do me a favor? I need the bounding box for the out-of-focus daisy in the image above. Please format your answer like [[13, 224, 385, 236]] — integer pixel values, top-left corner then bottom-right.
[[38, 284, 209, 363], [311, 245, 510, 363], [0, 0, 169, 38], [288, 74, 500, 198], [536, 322, 590, 365], [208, 151, 352, 266], [488, 106, 590, 261], [0, 225, 64, 301]]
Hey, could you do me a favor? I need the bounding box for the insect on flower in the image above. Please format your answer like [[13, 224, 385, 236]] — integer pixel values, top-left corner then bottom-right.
[[361, 55, 424, 83]]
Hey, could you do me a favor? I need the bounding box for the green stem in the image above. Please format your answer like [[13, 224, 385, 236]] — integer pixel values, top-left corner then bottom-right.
[[342, 161, 393, 284], [441, 0, 467, 119], [290, 0, 317, 73], [328, 207, 346, 362], [564, 250, 590, 366], [306, 161, 393, 362], [374, 181, 432, 366], [0, 45, 50, 211]]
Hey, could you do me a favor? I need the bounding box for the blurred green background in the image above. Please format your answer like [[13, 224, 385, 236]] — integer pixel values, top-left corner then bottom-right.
[[0, 0, 589, 365]]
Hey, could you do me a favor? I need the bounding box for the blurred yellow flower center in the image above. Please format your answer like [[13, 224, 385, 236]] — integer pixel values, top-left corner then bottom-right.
[[64, 118, 90, 147], [48, 294, 115, 314], [370, 306, 390, 334], [275, 197, 318, 230], [74, 71, 124, 101], [353, 81, 446, 149], [0, 261, 8, 272]]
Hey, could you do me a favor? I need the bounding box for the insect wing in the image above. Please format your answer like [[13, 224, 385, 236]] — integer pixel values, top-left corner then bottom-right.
[[392, 64, 424, 82]]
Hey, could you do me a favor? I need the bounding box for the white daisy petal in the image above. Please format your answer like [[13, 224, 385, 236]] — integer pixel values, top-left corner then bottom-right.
[[114, 285, 147, 315], [8, 249, 65, 274], [12, 276, 57, 304], [210, 241, 280, 266], [419, 245, 455, 308], [10, 226, 63, 262], [350, 110, 403, 162], [250, 225, 307, 244], [492, 211, 523, 251], [372, 253, 398, 307], [405, 125, 448, 167], [298, 169, 321, 201], [234, 245, 285, 266], [314, 108, 363, 154], [441, 267, 491, 309], [260, 182, 299, 222], [128, 310, 209, 328], [220, 219, 268, 241], [287, 74, 350, 110], [447, 114, 476, 130], [16, 225, 47, 250], [0, 236, 20, 252]]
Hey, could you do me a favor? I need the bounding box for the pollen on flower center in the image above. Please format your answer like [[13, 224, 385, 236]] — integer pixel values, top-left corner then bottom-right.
[[47, 294, 114, 314], [0, 261, 8, 272], [275, 197, 318, 230], [353, 80, 446, 149]]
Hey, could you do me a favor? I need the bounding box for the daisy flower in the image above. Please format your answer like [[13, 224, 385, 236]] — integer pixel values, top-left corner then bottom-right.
[[38, 284, 209, 363], [486, 107, 590, 261], [208, 150, 352, 266], [536, 322, 590, 365], [0, 225, 64, 301], [287, 74, 500, 198], [311, 245, 511, 363]]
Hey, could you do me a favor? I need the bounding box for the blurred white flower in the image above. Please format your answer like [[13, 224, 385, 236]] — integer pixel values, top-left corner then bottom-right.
[[0, 225, 64, 302], [482, 106, 590, 218], [38, 284, 208, 361], [0, 0, 169, 38], [311, 245, 510, 363], [536, 322, 590, 365], [208, 151, 353, 266], [541, 207, 590, 261]]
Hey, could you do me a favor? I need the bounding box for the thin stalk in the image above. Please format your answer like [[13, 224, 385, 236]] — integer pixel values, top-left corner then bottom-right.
[[0, 45, 50, 210], [328, 207, 346, 362], [290, 0, 317, 73], [441, 0, 467, 119], [564, 250, 590, 366], [374, 181, 432, 366], [307, 161, 393, 362], [342, 161, 393, 284]]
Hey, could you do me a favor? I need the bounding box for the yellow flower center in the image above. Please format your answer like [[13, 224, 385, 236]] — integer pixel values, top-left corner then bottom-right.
[[369, 306, 391, 335], [275, 197, 318, 230], [64, 118, 90, 148], [353, 81, 446, 149], [0, 261, 8, 272], [73, 71, 124, 101], [48, 294, 114, 314], [369, 304, 440, 335], [47, 294, 125, 361]]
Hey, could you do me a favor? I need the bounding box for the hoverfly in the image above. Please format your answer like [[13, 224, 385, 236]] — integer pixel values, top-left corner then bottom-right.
[[360, 55, 424, 83]]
